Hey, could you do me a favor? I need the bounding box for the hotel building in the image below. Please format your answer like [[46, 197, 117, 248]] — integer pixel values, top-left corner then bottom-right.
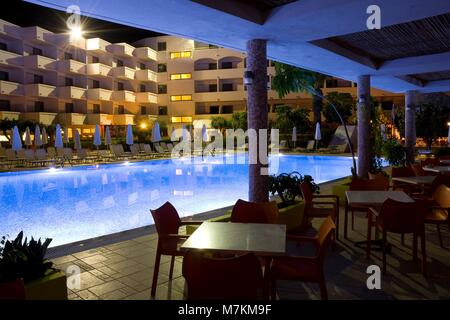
[[0, 18, 403, 138]]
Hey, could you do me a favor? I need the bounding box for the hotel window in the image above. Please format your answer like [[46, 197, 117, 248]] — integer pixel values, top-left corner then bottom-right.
[[93, 104, 101, 114], [92, 56, 99, 63], [140, 106, 147, 115], [34, 101, 44, 112], [209, 84, 217, 92], [92, 80, 100, 89], [117, 82, 124, 91], [117, 105, 125, 114], [171, 116, 192, 123], [222, 105, 233, 114], [140, 84, 146, 92], [170, 73, 192, 80], [65, 77, 74, 87], [65, 103, 74, 113], [0, 100, 11, 111], [170, 95, 192, 102], [210, 106, 219, 114], [158, 106, 168, 115], [221, 61, 232, 69], [157, 42, 167, 51], [140, 63, 146, 70], [170, 51, 192, 59], [158, 84, 167, 94], [64, 52, 73, 60], [32, 47, 43, 56], [33, 74, 44, 84], [0, 42, 7, 51], [208, 63, 217, 70], [0, 71, 9, 81], [117, 59, 124, 67], [221, 83, 233, 92], [157, 63, 167, 73]]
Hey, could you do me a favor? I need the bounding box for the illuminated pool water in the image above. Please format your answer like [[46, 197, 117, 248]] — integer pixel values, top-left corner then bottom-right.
[[0, 154, 354, 246]]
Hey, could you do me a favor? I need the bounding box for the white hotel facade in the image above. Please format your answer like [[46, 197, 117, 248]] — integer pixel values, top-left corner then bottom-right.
[[0, 19, 403, 138]]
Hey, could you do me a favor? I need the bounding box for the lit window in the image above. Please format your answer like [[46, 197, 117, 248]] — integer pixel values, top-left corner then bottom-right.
[[171, 116, 182, 123], [181, 73, 192, 79], [170, 51, 192, 59], [170, 96, 181, 102], [170, 74, 181, 80], [181, 95, 192, 101], [171, 116, 193, 123], [170, 73, 192, 80], [170, 95, 192, 102]]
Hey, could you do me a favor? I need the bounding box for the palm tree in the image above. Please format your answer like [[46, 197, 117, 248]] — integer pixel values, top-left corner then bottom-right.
[[272, 62, 357, 177]]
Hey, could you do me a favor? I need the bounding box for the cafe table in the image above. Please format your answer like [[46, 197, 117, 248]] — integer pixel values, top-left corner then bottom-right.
[[423, 166, 450, 174], [345, 190, 414, 259], [392, 176, 436, 193], [440, 159, 450, 165]]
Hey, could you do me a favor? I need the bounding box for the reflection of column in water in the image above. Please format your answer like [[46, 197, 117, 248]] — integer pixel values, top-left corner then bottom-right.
[[101, 173, 108, 185], [314, 165, 321, 183]]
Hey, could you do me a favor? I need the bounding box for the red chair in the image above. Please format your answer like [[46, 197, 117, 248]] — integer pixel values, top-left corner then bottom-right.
[[411, 163, 426, 176], [421, 158, 441, 167], [230, 199, 278, 224], [182, 251, 263, 300], [150, 202, 203, 297], [424, 185, 450, 248], [0, 279, 26, 300], [344, 178, 388, 239], [368, 199, 427, 276], [299, 181, 339, 240], [269, 217, 336, 300]]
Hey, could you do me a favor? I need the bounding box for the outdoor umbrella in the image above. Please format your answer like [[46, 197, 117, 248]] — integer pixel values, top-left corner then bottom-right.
[[380, 124, 387, 141], [41, 127, 48, 145], [181, 124, 188, 141], [12, 126, 22, 151], [202, 124, 208, 141], [34, 125, 42, 147], [63, 128, 70, 146], [126, 124, 134, 146], [152, 122, 161, 143], [189, 126, 193, 142], [54, 124, 63, 149], [270, 128, 278, 146], [104, 126, 111, 146], [170, 126, 177, 141], [74, 129, 82, 150], [24, 127, 32, 148], [292, 126, 297, 147], [314, 122, 321, 149], [93, 125, 102, 149]]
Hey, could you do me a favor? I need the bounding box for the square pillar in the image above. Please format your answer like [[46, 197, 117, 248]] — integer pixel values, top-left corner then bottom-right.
[[405, 90, 418, 164], [357, 75, 371, 178]]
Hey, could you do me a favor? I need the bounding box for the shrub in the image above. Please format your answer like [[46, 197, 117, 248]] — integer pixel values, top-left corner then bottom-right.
[[382, 139, 406, 167]]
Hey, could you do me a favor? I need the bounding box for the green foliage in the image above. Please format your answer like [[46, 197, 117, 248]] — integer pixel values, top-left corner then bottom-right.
[[0, 231, 54, 283], [268, 171, 320, 208], [230, 112, 247, 130], [274, 105, 312, 135], [323, 92, 355, 124], [211, 116, 231, 133], [382, 139, 406, 167]]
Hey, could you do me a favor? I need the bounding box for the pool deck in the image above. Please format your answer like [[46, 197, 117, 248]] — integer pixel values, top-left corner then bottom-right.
[[49, 181, 450, 300]]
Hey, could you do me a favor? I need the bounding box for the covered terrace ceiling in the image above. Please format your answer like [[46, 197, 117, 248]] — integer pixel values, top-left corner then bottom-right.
[[26, 0, 450, 94]]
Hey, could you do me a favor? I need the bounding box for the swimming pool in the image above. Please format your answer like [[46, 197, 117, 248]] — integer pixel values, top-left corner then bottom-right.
[[0, 154, 354, 247]]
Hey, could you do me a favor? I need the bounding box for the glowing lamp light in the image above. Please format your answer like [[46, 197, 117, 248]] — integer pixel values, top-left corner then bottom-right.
[[69, 26, 83, 39], [140, 123, 147, 129], [447, 122, 450, 127]]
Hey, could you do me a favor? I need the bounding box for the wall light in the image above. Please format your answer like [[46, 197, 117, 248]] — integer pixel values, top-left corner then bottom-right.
[[243, 70, 254, 86], [69, 26, 83, 39], [140, 122, 147, 129]]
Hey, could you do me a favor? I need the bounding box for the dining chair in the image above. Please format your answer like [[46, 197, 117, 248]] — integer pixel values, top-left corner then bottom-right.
[[150, 201, 203, 297], [0, 278, 26, 300], [368, 199, 427, 276], [268, 217, 335, 300], [424, 185, 450, 248], [230, 199, 278, 224], [344, 178, 388, 239], [182, 251, 263, 300], [421, 158, 441, 167], [299, 181, 339, 240], [411, 163, 426, 176]]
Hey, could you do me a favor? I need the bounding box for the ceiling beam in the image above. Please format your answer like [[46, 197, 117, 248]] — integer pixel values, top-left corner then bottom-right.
[[191, 0, 269, 25], [396, 75, 426, 88]]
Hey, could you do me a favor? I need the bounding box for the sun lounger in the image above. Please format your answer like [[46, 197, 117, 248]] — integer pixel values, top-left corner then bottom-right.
[[295, 140, 315, 152]]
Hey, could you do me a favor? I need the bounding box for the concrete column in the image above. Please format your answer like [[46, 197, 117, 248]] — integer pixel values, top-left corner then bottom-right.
[[405, 90, 418, 164], [246, 39, 269, 202], [357, 75, 371, 178]]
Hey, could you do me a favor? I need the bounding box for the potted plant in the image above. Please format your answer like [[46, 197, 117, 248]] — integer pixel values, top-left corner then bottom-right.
[[0, 232, 67, 300], [268, 171, 320, 230]]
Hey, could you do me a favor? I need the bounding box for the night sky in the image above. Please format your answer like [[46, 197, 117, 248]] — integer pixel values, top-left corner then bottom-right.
[[1, 0, 164, 43]]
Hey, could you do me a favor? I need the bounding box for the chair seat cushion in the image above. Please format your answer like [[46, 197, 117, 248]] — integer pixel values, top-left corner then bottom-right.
[[270, 257, 320, 280], [425, 209, 449, 222]]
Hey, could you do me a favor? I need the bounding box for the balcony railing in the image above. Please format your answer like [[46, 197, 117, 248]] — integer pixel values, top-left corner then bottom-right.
[[194, 67, 244, 80], [57, 59, 86, 74], [112, 90, 135, 102], [0, 111, 20, 121], [22, 26, 52, 43], [87, 88, 113, 101], [107, 43, 135, 57], [86, 38, 110, 53], [86, 63, 112, 77], [25, 83, 57, 98], [193, 90, 244, 102], [0, 49, 22, 66], [0, 80, 23, 96], [86, 113, 114, 125], [20, 112, 57, 126], [133, 47, 157, 61], [112, 66, 135, 79], [24, 55, 56, 70], [58, 113, 87, 126], [58, 86, 87, 100], [135, 92, 158, 104], [113, 114, 135, 125], [135, 69, 158, 82]]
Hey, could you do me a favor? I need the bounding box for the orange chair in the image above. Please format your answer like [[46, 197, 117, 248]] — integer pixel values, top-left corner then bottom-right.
[[269, 217, 336, 300], [299, 181, 339, 240], [0, 279, 26, 300], [369, 199, 427, 276], [424, 185, 450, 248], [344, 178, 388, 239], [421, 158, 441, 167], [150, 202, 203, 297], [411, 163, 426, 176], [231, 199, 278, 224], [182, 251, 263, 300]]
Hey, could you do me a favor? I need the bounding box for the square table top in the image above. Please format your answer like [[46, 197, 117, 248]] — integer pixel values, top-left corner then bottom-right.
[[346, 190, 414, 207], [423, 166, 450, 173], [181, 222, 286, 256], [391, 176, 436, 185], [440, 160, 450, 165]]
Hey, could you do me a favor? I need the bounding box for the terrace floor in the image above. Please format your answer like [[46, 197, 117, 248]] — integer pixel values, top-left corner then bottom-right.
[[50, 183, 450, 300]]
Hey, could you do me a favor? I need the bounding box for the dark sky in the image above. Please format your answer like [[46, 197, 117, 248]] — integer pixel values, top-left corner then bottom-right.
[[1, 0, 164, 43]]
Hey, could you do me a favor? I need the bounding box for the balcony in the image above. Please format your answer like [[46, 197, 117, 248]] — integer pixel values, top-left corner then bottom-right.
[[86, 63, 112, 77], [86, 38, 110, 53], [135, 69, 157, 82], [194, 67, 244, 80], [20, 112, 57, 126], [25, 83, 57, 98], [86, 88, 113, 101], [57, 59, 86, 74], [50, 34, 86, 49], [133, 47, 157, 61], [0, 50, 22, 66], [0, 80, 23, 96], [113, 114, 135, 125], [135, 92, 158, 104], [0, 22, 21, 38], [112, 66, 135, 80], [0, 111, 20, 121], [58, 113, 87, 126], [107, 43, 134, 57], [58, 86, 87, 100], [86, 113, 114, 125], [24, 55, 56, 70], [193, 90, 244, 102], [22, 26, 52, 43], [112, 90, 135, 102]]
